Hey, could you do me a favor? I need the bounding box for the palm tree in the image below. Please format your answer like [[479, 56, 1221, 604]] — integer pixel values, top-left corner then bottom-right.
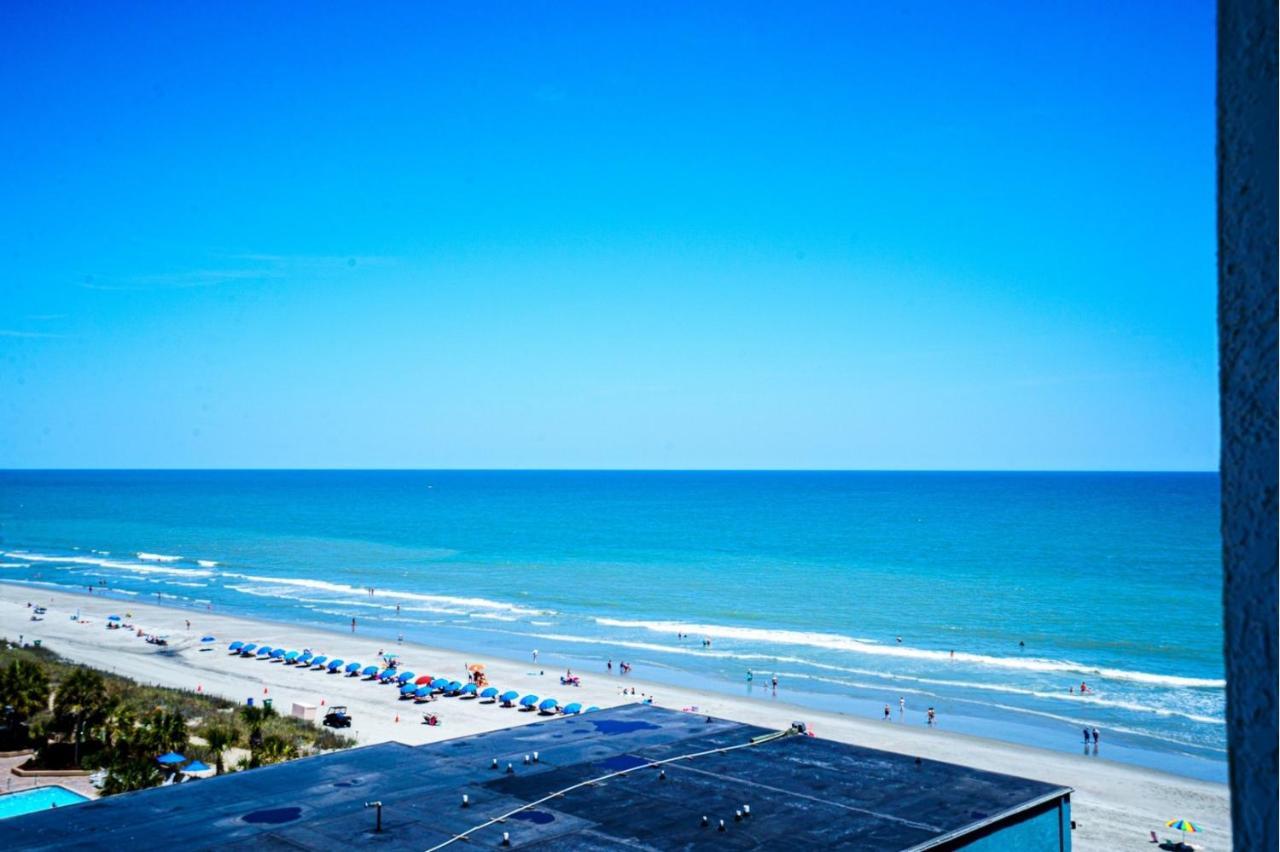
[[146, 710, 188, 756], [102, 702, 137, 750], [52, 668, 108, 766], [203, 724, 238, 775], [0, 660, 50, 746]]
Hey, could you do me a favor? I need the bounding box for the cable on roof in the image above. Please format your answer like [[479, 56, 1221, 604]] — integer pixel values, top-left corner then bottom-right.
[[422, 723, 805, 851]]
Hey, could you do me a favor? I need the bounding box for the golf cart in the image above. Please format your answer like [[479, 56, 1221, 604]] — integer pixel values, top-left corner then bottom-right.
[[323, 705, 352, 728]]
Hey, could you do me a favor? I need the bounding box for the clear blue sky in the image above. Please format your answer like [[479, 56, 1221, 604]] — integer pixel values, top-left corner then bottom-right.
[[0, 2, 1217, 470]]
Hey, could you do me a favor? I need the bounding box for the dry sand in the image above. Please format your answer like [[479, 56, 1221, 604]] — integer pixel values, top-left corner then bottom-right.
[[0, 586, 1230, 850]]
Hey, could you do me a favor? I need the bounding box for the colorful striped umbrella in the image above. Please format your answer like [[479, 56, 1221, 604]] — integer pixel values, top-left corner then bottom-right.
[[1165, 819, 1200, 844]]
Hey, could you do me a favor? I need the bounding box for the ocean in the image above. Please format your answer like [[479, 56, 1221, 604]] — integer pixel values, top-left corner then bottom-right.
[[0, 470, 1225, 781]]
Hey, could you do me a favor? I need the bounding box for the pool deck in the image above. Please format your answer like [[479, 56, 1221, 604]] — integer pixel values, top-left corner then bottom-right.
[[0, 754, 97, 801]]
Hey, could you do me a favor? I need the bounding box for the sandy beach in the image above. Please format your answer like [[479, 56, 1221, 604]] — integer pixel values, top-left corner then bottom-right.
[[0, 585, 1230, 850]]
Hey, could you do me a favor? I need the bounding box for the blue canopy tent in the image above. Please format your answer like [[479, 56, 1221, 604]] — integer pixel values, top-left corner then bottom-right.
[[345, 662, 362, 675], [430, 678, 450, 690], [562, 702, 583, 715], [156, 752, 186, 766], [399, 683, 417, 696], [377, 668, 397, 682], [183, 760, 211, 773], [414, 685, 433, 699], [228, 641, 244, 652], [538, 698, 559, 713], [480, 686, 499, 700], [519, 694, 539, 708], [460, 683, 478, 697], [269, 648, 285, 659], [442, 681, 459, 695], [283, 651, 299, 663], [239, 643, 257, 656], [311, 656, 328, 668], [396, 671, 416, 684], [256, 646, 273, 657], [327, 659, 345, 672], [499, 690, 520, 706], [361, 665, 380, 677], [296, 651, 313, 665], [200, 635, 216, 643]]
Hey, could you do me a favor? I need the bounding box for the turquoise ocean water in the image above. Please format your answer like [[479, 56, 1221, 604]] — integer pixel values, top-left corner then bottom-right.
[[0, 470, 1224, 780]]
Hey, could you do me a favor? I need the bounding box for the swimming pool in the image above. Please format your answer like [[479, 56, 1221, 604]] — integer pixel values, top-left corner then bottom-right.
[[0, 786, 90, 820]]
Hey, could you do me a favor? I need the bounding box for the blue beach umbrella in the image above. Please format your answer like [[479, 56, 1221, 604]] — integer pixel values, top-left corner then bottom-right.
[[460, 683, 478, 696], [201, 635, 216, 643], [239, 643, 257, 655], [345, 661, 362, 674], [519, 694, 539, 707], [327, 659, 345, 672], [311, 656, 328, 668], [585, 706, 600, 713], [562, 702, 582, 715], [499, 690, 519, 704], [256, 646, 272, 657], [480, 687, 498, 699], [400, 683, 417, 695], [396, 671, 416, 684], [228, 641, 243, 652], [296, 651, 313, 664], [444, 681, 461, 694], [539, 698, 558, 713], [284, 651, 299, 662], [361, 665, 379, 677], [415, 685, 433, 698], [156, 752, 186, 766], [183, 760, 211, 773], [378, 668, 396, 681], [430, 678, 450, 690], [107, 615, 121, 622], [270, 648, 285, 659]]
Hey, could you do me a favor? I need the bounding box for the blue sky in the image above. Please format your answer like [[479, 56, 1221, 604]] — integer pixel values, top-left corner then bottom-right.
[[0, 2, 1217, 470]]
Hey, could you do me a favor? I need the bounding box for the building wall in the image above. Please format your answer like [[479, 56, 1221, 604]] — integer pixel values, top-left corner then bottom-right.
[[953, 797, 1071, 852], [1217, 1, 1278, 849]]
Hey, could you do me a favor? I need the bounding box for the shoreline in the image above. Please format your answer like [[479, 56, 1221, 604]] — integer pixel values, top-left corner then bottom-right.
[[0, 584, 1231, 850]]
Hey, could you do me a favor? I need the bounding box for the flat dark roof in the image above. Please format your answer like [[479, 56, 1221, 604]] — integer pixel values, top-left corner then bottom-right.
[[1, 704, 1070, 851]]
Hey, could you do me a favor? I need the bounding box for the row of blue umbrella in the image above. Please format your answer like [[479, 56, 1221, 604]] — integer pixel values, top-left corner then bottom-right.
[[225, 641, 599, 716]]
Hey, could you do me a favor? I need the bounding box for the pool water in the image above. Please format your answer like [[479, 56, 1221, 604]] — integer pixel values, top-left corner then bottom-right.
[[0, 786, 90, 820]]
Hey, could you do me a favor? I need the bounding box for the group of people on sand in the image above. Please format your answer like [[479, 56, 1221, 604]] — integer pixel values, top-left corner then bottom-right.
[[606, 659, 632, 674]]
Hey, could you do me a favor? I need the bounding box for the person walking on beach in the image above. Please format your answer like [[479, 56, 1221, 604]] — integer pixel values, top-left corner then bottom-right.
[[351, 617, 357, 633], [899, 696, 905, 715], [1092, 727, 1100, 747], [1082, 727, 1090, 746], [607, 659, 612, 672], [927, 707, 935, 726], [771, 675, 778, 693], [883, 704, 891, 721]]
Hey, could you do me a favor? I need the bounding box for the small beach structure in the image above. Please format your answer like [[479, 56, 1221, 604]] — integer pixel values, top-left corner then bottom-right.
[[256, 646, 272, 658], [414, 675, 433, 685], [238, 643, 257, 656], [399, 683, 418, 697], [499, 690, 519, 707], [430, 678, 450, 691], [228, 641, 244, 653], [396, 671, 416, 684], [480, 686, 499, 702], [519, 694, 539, 710], [360, 665, 379, 678], [311, 655, 328, 669], [296, 651, 313, 665], [378, 667, 397, 682], [414, 685, 433, 701], [562, 702, 582, 715], [538, 698, 558, 714], [283, 650, 299, 663], [460, 683, 478, 698], [156, 752, 185, 766], [200, 635, 216, 643], [345, 661, 362, 675], [1165, 818, 1201, 847], [269, 648, 286, 660], [327, 659, 345, 673]]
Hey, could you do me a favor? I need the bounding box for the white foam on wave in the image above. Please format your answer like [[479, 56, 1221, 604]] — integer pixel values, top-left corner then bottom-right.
[[220, 573, 550, 617], [136, 552, 183, 562], [593, 617, 1226, 690], [3, 551, 213, 579], [196, 560, 218, 568], [0, 562, 31, 568]]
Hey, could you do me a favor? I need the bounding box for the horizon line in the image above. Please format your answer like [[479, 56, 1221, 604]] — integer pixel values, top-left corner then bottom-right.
[[0, 466, 1220, 475]]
